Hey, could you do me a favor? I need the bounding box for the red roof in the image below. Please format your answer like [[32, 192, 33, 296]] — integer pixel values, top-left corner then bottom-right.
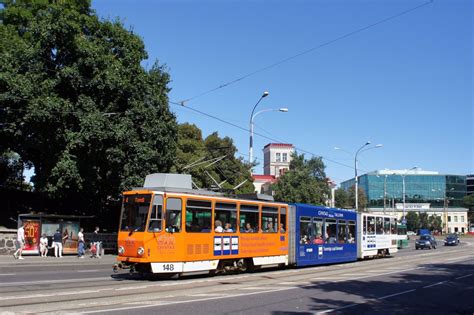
[[263, 143, 294, 149], [252, 174, 278, 183]]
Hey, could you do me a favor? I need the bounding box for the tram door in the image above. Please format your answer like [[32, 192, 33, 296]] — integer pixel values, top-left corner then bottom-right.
[[298, 216, 317, 263]]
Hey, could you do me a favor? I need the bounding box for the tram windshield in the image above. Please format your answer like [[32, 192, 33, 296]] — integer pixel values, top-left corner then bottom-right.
[[120, 194, 152, 232]]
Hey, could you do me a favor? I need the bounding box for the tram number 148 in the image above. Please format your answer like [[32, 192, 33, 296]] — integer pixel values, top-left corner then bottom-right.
[[163, 264, 174, 271]]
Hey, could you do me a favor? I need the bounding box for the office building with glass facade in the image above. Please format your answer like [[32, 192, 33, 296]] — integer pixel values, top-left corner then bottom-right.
[[340, 169, 468, 233]]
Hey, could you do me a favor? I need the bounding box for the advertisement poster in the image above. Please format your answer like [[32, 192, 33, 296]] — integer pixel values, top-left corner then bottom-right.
[[23, 220, 40, 252], [42, 223, 60, 238], [62, 222, 79, 254]]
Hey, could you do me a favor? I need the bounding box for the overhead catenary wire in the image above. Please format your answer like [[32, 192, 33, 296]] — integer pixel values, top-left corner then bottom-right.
[[169, 101, 372, 173], [176, 0, 434, 104]]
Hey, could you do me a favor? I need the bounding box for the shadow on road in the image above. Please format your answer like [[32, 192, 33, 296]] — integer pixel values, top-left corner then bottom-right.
[[296, 261, 474, 314]]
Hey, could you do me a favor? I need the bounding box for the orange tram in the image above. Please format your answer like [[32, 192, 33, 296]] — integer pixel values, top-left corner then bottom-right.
[[115, 174, 398, 276]]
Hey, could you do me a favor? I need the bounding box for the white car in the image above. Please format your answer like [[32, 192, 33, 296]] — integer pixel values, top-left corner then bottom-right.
[[407, 231, 416, 236]]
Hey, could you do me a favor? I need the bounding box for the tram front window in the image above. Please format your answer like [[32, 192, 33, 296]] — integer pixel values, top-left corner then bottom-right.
[[121, 194, 151, 232]]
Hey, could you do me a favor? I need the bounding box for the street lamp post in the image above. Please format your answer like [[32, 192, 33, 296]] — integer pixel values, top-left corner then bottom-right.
[[249, 91, 269, 167], [335, 142, 383, 211], [354, 142, 371, 211]]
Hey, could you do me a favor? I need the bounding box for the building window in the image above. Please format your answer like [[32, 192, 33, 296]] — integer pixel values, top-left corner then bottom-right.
[[276, 153, 281, 162], [460, 216, 464, 223], [448, 216, 451, 222], [454, 216, 458, 223], [282, 153, 288, 162]]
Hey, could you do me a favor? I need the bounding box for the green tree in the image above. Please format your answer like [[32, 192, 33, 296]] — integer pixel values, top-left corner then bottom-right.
[[347, 185, 368, 212], [170, 124, 254, 194], [334, 187, 350, 209], [0, 1, 178, 218], [272, 153, 330, 205], [428, 214, 442, 233], [405, 211, 419, 232], [419, 212, 429, 229]]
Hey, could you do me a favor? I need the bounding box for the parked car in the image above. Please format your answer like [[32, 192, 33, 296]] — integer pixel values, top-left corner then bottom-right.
[[415, 235, 437, 250], [444, 234, 460, 246], [407, 231, 416, 236]]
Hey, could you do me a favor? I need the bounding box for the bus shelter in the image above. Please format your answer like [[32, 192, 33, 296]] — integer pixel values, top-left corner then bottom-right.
[[18, 214, 93, 255]]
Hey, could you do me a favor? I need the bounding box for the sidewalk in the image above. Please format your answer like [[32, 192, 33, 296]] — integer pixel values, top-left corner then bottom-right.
[[0, 254, 117, 266]]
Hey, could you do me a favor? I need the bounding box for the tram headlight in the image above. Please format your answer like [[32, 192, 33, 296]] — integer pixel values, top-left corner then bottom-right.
[[118, 246, 125, 255], [137, 247, 145, 256]]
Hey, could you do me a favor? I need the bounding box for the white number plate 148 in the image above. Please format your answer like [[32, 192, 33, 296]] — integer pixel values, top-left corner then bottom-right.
[[150, 262, 183, 273]]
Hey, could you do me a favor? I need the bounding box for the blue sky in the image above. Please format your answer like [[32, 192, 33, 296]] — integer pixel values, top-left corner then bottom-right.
[[92, 0, 473, 184]]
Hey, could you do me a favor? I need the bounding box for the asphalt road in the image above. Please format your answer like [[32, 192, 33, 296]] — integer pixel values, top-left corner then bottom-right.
[[0, 238, 473, 314]]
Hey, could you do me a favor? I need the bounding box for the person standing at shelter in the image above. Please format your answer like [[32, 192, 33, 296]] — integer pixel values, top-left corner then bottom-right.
[[39, 234, 49, 257], [53, 229, 65, 258], [77, 228, 85, 258], [13, 221, 26, 260]]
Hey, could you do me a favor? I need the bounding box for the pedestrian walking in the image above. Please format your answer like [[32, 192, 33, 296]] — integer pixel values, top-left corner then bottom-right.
[[13, 221, 27, 260], [77, 228, 85, 258], [91, 226, 101, 258]]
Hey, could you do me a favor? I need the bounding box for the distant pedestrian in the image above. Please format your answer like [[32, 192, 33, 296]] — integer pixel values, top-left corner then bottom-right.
[[77, 228, 85, 258], [91, 226, 101, 258], [13, 221, 27, 260], [39, 234, 49, 257]]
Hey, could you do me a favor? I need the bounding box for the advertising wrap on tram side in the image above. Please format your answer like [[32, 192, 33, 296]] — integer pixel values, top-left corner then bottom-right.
[[292, 204, 358, 267]]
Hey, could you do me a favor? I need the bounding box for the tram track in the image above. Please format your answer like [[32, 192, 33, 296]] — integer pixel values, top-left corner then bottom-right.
[[1, 242, 473, 313]]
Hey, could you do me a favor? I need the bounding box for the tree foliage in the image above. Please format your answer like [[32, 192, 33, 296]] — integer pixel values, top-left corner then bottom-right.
[[272, 153, 330, 205], [334, 187, 350, 209], [170, 123, 254, 194], [347, 185, 368, 212], [405, 211, 419, 231], [0, 0, 178, 217]]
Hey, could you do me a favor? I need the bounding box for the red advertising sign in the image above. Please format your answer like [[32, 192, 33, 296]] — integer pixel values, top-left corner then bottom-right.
[[24, 220, 40, 251]]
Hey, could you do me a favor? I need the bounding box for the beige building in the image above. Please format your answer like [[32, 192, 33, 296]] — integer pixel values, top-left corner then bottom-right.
[[263, 143, 294, 177]]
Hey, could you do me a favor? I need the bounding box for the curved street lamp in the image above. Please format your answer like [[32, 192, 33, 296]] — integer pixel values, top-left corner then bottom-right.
[[335, 142, 383, 211], [249, 107, 288, 173], [249, 91, 269, 167]]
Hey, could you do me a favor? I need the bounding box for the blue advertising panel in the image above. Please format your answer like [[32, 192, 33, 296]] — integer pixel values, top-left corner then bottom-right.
[[293, 204, 358, 266]]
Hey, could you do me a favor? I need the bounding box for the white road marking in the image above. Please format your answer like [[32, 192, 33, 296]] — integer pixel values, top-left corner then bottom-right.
[[115, 286, 149, 291], [423, 281, 447, 289], [76, 270, 101, 273], [316, 303, 359, 314], [455, 274, 473, 280], [188, 293, 230, 297], [0, 276, 110, 287], [378, 289, 416, 300], [446, 255, 473, 261], [0, 273, 16, 276]]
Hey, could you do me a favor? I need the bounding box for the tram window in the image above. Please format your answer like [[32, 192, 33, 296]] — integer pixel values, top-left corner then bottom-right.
[[376, 217, 384, 235], [262, 206, 278, 233], [312, 218, 324, 244], [367, 216, 375, 235], [279, 207, 287, 233], [363, 216, 368, 235], [299, 216, 312, 244], [384, 217, 391, 234], [393, 218, 398, 235], [165, 198, 182, 233], [348, 221, 356, 243], [121, 194, 151, 232], [338, 220, 347, 243], [215, 202, 237, 233], [185, 199, 212, 233], [325, 219, 337, 244], [240, 204, 259, 233], [148, 195, 163, 232]]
